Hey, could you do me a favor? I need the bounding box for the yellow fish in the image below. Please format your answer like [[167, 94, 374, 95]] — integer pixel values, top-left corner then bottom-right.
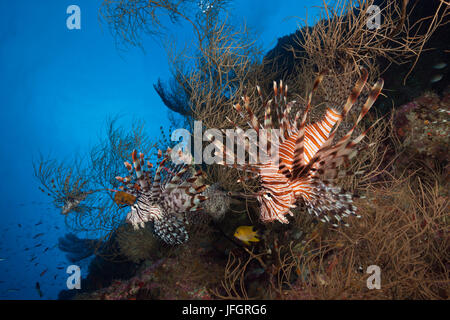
[[233, 226, 260, 245], [114, 191, 137, 206]]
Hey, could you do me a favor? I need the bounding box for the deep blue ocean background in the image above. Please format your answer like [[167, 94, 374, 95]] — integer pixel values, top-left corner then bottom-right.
[[0, 0, 322, 299]]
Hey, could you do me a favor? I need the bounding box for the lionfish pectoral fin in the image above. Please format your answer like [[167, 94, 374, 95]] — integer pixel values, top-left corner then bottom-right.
[[331, 78, 384, 151], [153, 213, 189, 245], [290, 71, 328, 178], [306, 181, 358, 227]]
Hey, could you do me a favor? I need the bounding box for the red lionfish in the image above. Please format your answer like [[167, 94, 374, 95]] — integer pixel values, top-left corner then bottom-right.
[[115, 149, 207, 245], [205, 68, 383, 226]]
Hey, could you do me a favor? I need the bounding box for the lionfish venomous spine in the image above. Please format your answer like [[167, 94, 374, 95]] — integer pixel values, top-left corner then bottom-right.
[[205, 68, 383, 227], [115, 149, 207, 245]]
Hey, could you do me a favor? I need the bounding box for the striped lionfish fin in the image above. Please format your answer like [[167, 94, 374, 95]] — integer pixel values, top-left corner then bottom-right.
[[153, 211, 189, 245], [131, 150, 149, 191], [242, 95, 260, 133], [290, 70, 326, 179], [306, 78, 384, 177], [292, 68, 370, 179], [234, 96, 260, 133], [273, 80, 290, 133], [163, 164, 189, 191], [305, 180, 359, 227], [295, 93, 382, 230], [185, 170, 208, 211], [151, 150, 169, 201], [115, 161, 134, 191], [302, 108, 342, 164], [329, 78, 384, 153], [256, 85, 277, 156], [307, 67, 369, 161], [162, 166, 208, 212]]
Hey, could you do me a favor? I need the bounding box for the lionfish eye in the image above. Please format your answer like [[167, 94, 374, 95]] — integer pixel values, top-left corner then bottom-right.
[[263, 192, 272, 200]]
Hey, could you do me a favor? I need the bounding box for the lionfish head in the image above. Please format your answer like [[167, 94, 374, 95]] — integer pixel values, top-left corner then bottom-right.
[[255, 167, 295, 223], [257, 192, 292, 224]]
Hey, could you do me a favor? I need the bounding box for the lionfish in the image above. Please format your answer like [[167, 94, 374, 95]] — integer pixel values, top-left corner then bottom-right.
[[38, 171, 91, 216], [205, 68, 383, 226], [115, 149, 207, 245]]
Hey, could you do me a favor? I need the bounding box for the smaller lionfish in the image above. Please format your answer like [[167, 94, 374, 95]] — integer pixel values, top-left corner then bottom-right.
[[205, 68, 383, 227], [115, 149, 208, 245], [37, 170, 91, 216]]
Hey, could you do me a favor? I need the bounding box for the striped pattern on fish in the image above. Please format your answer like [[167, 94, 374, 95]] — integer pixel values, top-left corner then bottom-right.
[[117, 149, 207, 245], [206, 68, 383, 226]]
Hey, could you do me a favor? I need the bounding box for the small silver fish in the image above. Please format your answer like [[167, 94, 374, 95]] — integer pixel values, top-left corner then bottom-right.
[[430, 74, 443, 83], [433, 62, 447, 70], [0, 258, 6, 262]]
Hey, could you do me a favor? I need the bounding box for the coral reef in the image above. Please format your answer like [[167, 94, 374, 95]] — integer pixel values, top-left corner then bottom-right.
[[395, 88, 449, 161], [116, 224, 162, 263], [281, 175, 449, 300], [77, 246, 224, 300]]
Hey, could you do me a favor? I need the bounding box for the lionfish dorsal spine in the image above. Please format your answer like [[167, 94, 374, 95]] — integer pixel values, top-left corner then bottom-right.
[[131, 150, 149, 192]]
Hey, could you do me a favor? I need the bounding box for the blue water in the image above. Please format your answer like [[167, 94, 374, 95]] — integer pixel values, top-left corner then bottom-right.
[[0, 0, 321, 299]]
